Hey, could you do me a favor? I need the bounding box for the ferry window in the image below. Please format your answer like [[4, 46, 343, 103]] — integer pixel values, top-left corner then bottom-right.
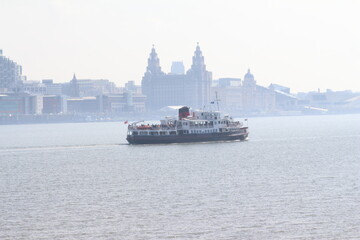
[[160, 131, 166, 135], [170, 131, 176, 135], [133, 131, 138, 135], [218, 121, 220, 124]]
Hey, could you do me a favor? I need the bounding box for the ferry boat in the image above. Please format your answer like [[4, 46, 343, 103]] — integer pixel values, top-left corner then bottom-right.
[[126, 106, 249, 144]]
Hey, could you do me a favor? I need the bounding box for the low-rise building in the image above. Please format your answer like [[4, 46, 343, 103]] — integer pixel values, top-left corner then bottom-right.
[[0, 92, 43, 115], [67, 97, 99, 113], [22, 80, 46, 95], [101, 92, 146, 113], [43, 95, 67, 114], [42, 79, 63, 95], [211, 70, 278, 115]]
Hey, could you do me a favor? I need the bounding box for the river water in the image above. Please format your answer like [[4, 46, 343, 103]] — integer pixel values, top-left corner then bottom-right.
[[1, 114, 360, 239]]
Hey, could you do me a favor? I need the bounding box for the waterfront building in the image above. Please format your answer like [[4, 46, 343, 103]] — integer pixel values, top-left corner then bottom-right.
[[0, 93, 27, 114], [27, 95, 43, 114], [100, 93, 146, 113], [297, 89, 360, 113], [63, 74, 118, 97], [63, 74, 80, 97], [22, 80, 47, 95], [42, 79, 63, 95], [141, 44, 212, 110], [124, 80, 142, 94], [42, 95, 67, 114], [66, 92, 146, 114], [241, 69, 275, 113], [211, 78, 243, 112], [269, 84, 298, 111], [211, 70, 276, 114], [0, 50, 24, 91], [77, 79, 117, 96], [67, 97, 99, 113], [170, 61, 185, 75], [0, 92, 42, 115]]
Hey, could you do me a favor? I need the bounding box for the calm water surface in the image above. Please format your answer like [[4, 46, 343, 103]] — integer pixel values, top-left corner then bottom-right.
[[1, 114, 360, 239]]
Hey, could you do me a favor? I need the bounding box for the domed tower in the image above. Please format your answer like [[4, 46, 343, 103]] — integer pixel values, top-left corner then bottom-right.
[[243, 69, 256, 89]]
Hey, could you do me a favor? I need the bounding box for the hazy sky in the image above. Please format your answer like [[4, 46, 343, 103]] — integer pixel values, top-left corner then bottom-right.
[[1, 0, 360, 93]]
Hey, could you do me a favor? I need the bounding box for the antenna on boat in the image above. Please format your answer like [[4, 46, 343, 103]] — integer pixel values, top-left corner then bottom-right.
[[215, 91, 220, 111]]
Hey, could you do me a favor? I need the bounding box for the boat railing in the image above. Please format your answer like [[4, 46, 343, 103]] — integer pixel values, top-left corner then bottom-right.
[[129, 125, 176, 131], [188, 125, 214, 129], [228, 121, 242, 127]]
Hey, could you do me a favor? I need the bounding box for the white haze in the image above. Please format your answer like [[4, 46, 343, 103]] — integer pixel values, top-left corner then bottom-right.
[[1, 0, 360, 93]]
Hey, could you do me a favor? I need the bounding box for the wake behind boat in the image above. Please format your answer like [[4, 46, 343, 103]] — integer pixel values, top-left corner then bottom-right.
[[126, 106, 249, 144]]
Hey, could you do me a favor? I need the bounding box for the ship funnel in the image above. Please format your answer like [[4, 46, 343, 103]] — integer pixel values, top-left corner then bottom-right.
[[178, 106, 190, 120]]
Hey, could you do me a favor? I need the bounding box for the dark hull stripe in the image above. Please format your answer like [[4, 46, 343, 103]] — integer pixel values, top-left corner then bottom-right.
[[127, 132, 248, 144]]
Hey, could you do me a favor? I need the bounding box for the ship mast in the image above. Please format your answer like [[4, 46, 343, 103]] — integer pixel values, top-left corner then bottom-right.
[[215, 91, 220, 111]]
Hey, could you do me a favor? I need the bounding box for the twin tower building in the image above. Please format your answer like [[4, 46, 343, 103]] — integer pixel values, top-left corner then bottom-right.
[[141, 44, 212, 110]]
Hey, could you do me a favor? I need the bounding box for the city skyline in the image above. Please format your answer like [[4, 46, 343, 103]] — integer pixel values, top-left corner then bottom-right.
[[1, 0, 360, 93]]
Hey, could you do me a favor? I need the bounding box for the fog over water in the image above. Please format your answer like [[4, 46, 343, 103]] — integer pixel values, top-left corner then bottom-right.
[[1, 114, 360, 239]]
